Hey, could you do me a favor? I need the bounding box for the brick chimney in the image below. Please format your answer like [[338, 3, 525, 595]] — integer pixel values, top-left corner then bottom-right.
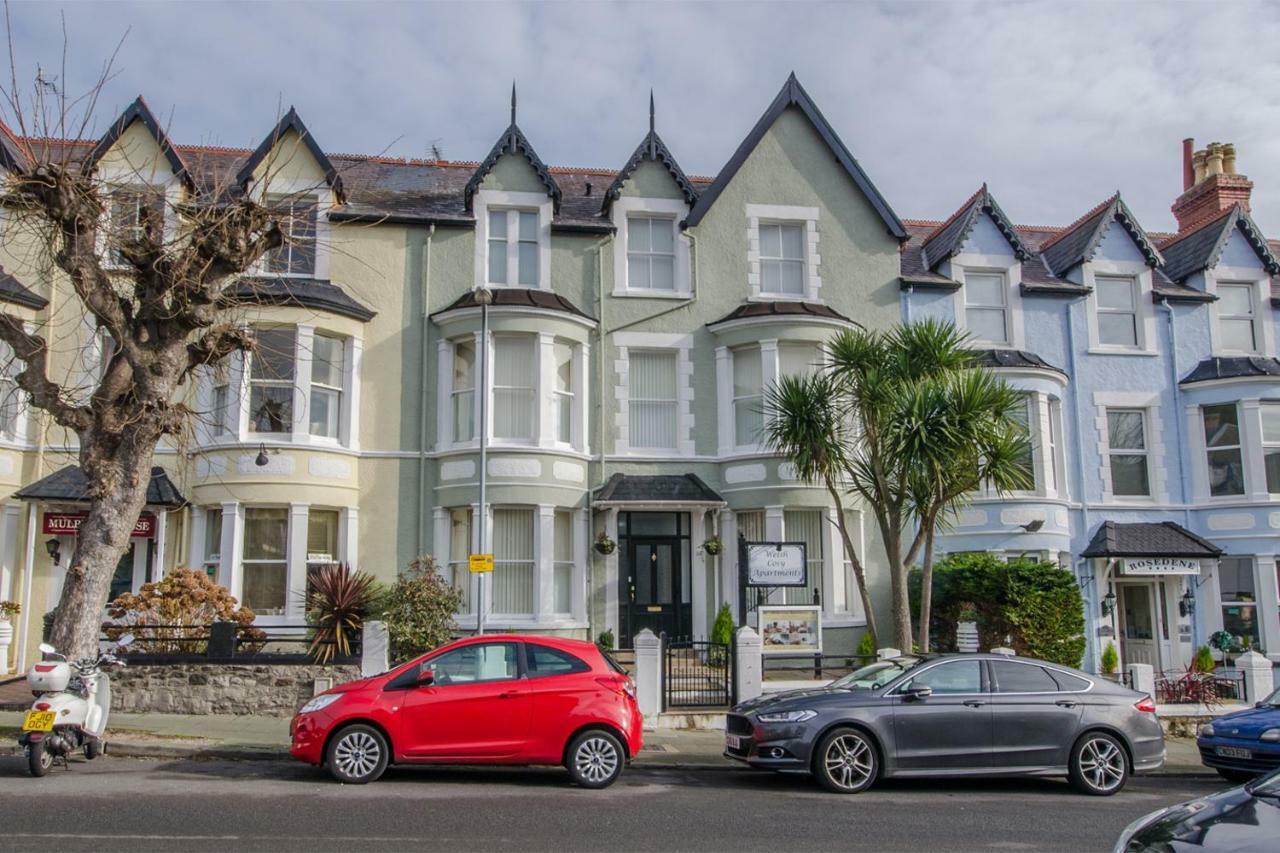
[[1172, 138, 1253, 231]]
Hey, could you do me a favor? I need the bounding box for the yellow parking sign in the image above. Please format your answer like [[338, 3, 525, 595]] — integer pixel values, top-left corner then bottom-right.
[[469, 553, 494, 573]]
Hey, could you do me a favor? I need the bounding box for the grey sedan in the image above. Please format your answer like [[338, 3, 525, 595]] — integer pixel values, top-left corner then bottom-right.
[[725, 653, 1165, 795]]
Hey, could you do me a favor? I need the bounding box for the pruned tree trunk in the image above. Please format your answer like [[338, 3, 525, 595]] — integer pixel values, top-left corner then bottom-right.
[[916, 521, 936, 654], [882, 525, 912, 652], [824, 476, 878, 644]]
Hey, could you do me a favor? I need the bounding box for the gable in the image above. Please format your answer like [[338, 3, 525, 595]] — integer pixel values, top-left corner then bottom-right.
[[479, 152, 549, 194], [1218, 226, 1267, 272], [1093, 220, 1148, 264], [245, 127, 330, 187], [958, 212, 1015, 258], [619, 159, 686, 200], [94, 119, 177, 184]]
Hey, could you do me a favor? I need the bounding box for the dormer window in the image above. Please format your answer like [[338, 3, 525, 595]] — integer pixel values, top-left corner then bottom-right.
[[107, 187, 163, 267], [759, 222, 805, 296], [1217, 282, 1259, 354], [1095, 275, 1140, 348], [487, 209, 539, 287], [626, 215, 676, 291], [963, 272, 1009, 345], [264, 194, 318, 276]]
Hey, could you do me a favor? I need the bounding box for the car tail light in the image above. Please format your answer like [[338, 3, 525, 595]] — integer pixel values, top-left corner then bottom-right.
[[596, 675, 635, 699], [34, 702, 50, 711], [1135, 696, 1157, 714]]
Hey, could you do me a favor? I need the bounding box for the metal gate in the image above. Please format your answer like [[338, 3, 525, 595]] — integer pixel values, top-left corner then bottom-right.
[[662, 636, 734, 709]]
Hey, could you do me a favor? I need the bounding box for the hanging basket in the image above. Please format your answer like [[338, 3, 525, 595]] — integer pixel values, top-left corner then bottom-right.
[[594, 533, 617, 555], [703, 537, 724, 556]]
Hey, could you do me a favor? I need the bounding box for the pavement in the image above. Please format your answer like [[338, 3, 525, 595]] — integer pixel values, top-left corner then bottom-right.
[[0, 754, 1229, 852], [0, 708, 1212, 776]]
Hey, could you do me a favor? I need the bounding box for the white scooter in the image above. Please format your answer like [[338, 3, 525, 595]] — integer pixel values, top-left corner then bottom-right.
[[18, 634, 133, 776]]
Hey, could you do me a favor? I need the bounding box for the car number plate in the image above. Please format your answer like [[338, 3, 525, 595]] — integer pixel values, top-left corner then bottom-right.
[[22, 710, 55, 732], [725, 734, 742, 750], [1216, 746, 1252, 760]]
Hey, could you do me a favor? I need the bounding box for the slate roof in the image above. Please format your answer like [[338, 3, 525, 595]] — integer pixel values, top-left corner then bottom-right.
[[1039, 194, 1162, 275], [594, 473, 725, 505], [1082, 521, 1221, 559], [230, 277, 376, 322], [970, 349, 1065, 375], [707, 301, 852, 328], [431, 287, 594, 321], [85, 97, 193, 189], [16, 465, 186, 507], [685, 73, 905, 238], [1158, 205, 1280, 283], [899, 222, 1082, 294], [0, 119, 31, 173], [0, 266, 48, 309], [235, 107, 344, 201], [1179, 356, 1280, 385], [920, 185, 1031, 268]]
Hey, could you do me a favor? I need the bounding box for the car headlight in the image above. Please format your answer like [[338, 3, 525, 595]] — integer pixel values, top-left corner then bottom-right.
[[1199, 723, 1215, 738], [1112, 806, 1170, 853], [1260, 728, 1280, 743], [756, 709, 817, 723], [298, 693, 342, 715]]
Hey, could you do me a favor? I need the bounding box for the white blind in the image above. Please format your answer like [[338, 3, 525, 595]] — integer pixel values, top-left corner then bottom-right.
[[448, 508, 472, 612], [783, 509, 823, 606], [554, 342, 573, 444], [493, 336, 535, 440], [629, 350, 678, 449], [452, 340, 475, 442], [492, 508, 535, 615], [779, 343, 820, 378], [737, 510, 764, 542], [553, 510, 573, 614], [733, 346, 763, 446]]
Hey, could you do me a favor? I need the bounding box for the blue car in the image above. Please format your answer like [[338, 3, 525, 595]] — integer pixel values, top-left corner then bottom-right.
[[1197, 685, 1280, 782]]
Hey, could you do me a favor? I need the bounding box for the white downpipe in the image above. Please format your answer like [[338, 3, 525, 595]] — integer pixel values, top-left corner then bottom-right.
[[15, 505, 37, 671]]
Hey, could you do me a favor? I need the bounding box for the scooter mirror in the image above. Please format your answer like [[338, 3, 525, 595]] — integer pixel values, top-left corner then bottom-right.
[[116, 633, 135, 647], [38, 642, 56, 655]]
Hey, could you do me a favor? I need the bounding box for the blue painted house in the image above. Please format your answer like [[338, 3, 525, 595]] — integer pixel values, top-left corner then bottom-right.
[[901, 143, 1280, 671]]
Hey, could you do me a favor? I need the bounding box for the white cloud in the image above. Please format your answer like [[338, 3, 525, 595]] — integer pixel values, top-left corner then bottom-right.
[[9, 0, 1280, 232]]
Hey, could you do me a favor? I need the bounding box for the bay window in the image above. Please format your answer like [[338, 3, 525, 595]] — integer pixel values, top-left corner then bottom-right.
[[0, 339, 21, 439], [488, 209, 539, 286], [210, 359, 232, 438], [553, 342, 573, 444], [964, 272, 1009, 345], [783, 509, 823, 606], [264, 194, 318, 276], [201, 509, 222, 580], [1202, 403, 1244, 497], [448, 508, 472, 612], [1010, 395, 1036, 491], [492, 508, 535, 616], [1047, 398, 1062, 494], [554, 510, 573, 614], [779, 343, 820, 379], [451, 340, 475, 443], [249, 328, 296, 434], [305, 509, 340, 597], [732, 346, 763, 447], [1217, 282, 1258, 354], [759, 222, 805, 296], [309, 334, 344, 439], [629, 350, 678, 450], [1219, 556, 1261, 651], [241, 508, 288, 616], [1264, 403, 1280, 494], [493, 336, 535, 440], [1095, 276, 1139, 348], [627, 215, 675, 291], [1106, 409, 1150, 497]]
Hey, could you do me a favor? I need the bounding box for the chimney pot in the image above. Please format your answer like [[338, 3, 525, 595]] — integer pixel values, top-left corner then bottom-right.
[[1182, 138, 1195, 191], [1172, 138, 1253, 231], [1192, 150, 1207, 184], [1206, 143, 1224, 177], [1223, 143, 1237, 175]]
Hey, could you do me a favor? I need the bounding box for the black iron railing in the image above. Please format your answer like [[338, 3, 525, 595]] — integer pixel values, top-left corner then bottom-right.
[[763, 653, 875, 681], [662, 635, 733, 709]]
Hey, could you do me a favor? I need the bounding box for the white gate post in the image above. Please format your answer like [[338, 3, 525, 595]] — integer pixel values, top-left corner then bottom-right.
[[735, 626, 762, 703], [361, 621, 390, 677], [1126, 662, 1155, 698], [1237, 650, 1275, 704], [633, 629, 662, 721]]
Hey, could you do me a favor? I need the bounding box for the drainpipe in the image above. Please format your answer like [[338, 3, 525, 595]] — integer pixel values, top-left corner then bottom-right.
[[1158, 295, 1198, 652], [416, 224, 436, 558], [901, 283, 913, 325], [1065, 298, 1097, 670], [592, 232, 612, 640]]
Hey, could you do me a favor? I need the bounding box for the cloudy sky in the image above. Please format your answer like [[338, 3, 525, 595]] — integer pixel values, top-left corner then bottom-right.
[[7, 1, 1280, 233]]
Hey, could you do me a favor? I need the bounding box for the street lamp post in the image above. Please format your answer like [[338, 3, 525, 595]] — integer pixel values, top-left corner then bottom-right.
[[475, 286, 493, 635]]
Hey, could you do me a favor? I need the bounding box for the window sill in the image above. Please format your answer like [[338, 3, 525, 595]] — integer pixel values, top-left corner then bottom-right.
[[750, 294, 821, 304], [611, 290, 692, 300], [1086, 347, 1159, 357]]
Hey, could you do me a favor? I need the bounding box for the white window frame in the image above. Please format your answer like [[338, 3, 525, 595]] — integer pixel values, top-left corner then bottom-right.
[[626, 348, 679, 452], [551, 340, 574, 446], [610, 196, 691, 298], [1085, 264, 1157, 355], [732, 344, 764, 450], [492, 334, 536, 443], [239, 505, 291, 618], [473, 190, 552, 291], [485, 207, 540, 287], [103, 185, 165, 269], [746, 204, 820, 302], [613, 332, 693, 458], [262, 192, 319, 278], [308, 332, 345, 442], [1263, 402, 1280, 496], [450, 337, 477, 445], [1201, 402, 1246, 499], [1215, 281, 1260, 355], [0, 338, 25, 443], [962, 270, 1011, 346], [247, 326, 298, 437], [1104, 408, 1152, 500], [1094, 275, 1141, 350]]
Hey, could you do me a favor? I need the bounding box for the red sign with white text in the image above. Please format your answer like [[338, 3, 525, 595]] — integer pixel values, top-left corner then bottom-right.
[[42, 512, 156, 538]]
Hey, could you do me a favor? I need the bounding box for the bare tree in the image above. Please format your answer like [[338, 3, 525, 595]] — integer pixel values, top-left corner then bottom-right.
[[0, 25, 335, 657]]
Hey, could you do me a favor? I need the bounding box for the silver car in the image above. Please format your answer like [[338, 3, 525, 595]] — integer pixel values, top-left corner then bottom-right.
[[725, 653, 1165, 795]]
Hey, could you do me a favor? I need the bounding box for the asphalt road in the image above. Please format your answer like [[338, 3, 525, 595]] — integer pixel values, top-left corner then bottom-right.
[[0, 754, 1223, 852]]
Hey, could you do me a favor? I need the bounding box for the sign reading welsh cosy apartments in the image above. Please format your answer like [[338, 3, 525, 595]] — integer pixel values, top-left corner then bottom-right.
[[744, 542, 807, 587], [42, 512, 157, 538], [1120, 557, 1201, 576]]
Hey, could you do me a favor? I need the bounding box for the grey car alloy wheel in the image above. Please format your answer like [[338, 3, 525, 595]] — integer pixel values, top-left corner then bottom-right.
[[327, 725, 389, 784], [567, 731, 624, 789], [816, 729, 877, 794], [1071, 734, 1127, 795]]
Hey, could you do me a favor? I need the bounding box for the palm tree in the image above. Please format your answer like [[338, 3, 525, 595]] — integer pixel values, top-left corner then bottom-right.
[[765, 319, 1031, 652]]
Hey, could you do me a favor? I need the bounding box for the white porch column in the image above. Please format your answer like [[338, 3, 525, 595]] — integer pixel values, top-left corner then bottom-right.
[[0, 504, 18, 603], [435, 339, 452, 449], [535, 504, 555, 623], [536, 332, 555, 447], [764, 506, 784, 540], [431, 507, 450, 568], [294, 325, 315, 440], [1241, 400, 1267, 502], [575, 342, 590, 454], [719, 508, 738, 621], [715, 346, 733, 455], [188, 506, 206, 572], [690, 507, 708, 640], [287, 503, 309, 621], [480, 330, 494, 443], [603, 507, 620, 643], [572, 507, 588, 622], [151, 510, 168, 582], [340, 506, 359, 572], [220, 501, 243, 596], [760, 339, 780, 399]]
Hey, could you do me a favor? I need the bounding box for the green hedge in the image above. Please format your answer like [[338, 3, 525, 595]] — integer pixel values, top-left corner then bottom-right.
[[911, 553, 1086, 668]]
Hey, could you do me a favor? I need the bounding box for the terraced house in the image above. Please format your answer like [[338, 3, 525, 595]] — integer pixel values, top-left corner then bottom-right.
[[0, 74, 904, 672], [903, 141, 1280, 672]]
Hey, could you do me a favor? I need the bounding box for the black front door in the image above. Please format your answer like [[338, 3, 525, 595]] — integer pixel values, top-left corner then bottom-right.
[[622, 537, 684, 646]]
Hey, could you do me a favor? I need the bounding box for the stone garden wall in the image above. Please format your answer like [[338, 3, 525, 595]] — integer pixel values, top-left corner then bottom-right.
[[110, 663, 362, 717]]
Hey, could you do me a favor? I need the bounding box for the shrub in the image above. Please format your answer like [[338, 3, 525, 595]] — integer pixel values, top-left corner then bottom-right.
[[104, 568, 263, 654], [1193, 645, 1216, 673], [709, 603, 734, 667], [855, 629, 877, 659], [307, 563, 380, 664], [915, 553, 1086, 668], [1101, 641, 1118, 674], [596, 629, 615, 651], [0, 600, 19, 619], [374, 556, 463, 663]]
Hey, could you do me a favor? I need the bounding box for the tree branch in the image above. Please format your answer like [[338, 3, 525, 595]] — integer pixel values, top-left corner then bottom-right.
[[0, 313, 92, 432]]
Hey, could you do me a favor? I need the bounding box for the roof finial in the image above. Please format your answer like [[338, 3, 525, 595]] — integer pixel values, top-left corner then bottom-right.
[[649, 89, 655, 135], [648, 89, 657, 157], [511, 81, 517, 126]]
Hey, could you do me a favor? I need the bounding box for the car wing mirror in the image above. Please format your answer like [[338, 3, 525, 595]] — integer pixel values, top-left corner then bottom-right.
[[417, 666, 435, 687], [904, 686, 932, 701]]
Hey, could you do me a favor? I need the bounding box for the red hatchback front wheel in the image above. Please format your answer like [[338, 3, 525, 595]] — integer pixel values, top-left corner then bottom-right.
[[326, 724, 389, 784]]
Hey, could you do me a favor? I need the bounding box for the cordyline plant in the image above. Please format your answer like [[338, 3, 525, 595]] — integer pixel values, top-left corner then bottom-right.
[[103, 567, 262, 654], [306, 562, 379, 664], [0, 36, 341, 659], [765, 319, 1030, 652]]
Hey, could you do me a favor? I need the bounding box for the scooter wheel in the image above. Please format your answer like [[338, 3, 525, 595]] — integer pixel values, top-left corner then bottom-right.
[[84, 738, 102, 760], [28, 740, 52, 777]]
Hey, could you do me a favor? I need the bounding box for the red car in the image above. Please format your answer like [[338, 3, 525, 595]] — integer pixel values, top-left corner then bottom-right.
[[290, 634, 642, 788]]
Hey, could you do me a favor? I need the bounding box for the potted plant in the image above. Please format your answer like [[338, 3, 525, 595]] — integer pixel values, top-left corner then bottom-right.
[[1101, 641, 1119, 677], [0, 601, 19, 675], [955, 602, 979, 653], [702, 536, 724, 556], [594, 532, 617, 555]]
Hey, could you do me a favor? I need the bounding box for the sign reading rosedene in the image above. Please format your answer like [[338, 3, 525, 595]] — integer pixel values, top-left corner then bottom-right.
[[1121, 557, 1202, 576], [42, 512, 156, 538], [744, 542, 807, 587]]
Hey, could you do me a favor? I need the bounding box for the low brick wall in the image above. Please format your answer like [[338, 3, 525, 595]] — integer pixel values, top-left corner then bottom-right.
[[110, 663, 362, 717]]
